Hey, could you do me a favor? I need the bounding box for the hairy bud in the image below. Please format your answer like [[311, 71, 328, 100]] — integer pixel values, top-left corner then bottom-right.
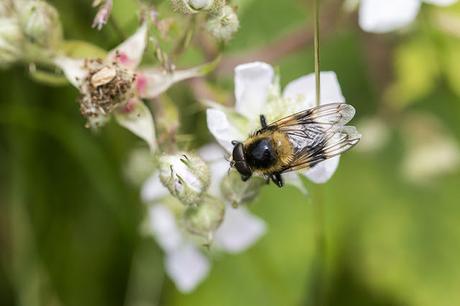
[[171, 0, 225, 15], [159, 153, 210, 206], [221, 170, 265, 207], [19, 0, 63, 49], [183, 194, 225, 240], [0, 18, 23, 68], [206, 5, 239, 41]]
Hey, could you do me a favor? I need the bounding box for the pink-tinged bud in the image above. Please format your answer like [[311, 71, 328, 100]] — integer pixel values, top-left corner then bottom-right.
[[92, 0, 113, 30]]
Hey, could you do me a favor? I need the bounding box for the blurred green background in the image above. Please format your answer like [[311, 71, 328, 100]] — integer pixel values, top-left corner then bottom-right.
[[1, 0, 460, 306]]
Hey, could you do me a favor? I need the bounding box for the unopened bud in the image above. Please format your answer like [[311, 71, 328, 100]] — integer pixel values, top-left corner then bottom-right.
[[19, 0, 63, 49], [221, 170, 264, 207], [183, 194, 225, 240], [0, 18, 23, 68], [206, 5, 239, 41], [124, 148, 157, 186], [159, 153, 210, 206], [171, 0, 224, 15]]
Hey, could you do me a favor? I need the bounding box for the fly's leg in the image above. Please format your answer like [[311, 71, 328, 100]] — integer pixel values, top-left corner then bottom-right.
[[241, 173, 252, 182], [259, 114, 268, 129], [270, 173, 284, 188]]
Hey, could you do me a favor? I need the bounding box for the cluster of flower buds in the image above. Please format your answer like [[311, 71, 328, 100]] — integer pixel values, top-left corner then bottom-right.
[[0, 0, 63, 68], [159, 152, 225, 242], [171, 0, 239, 41]]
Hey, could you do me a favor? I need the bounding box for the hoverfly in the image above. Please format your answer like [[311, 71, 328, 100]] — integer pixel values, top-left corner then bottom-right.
[[230, 103, 361, 187]]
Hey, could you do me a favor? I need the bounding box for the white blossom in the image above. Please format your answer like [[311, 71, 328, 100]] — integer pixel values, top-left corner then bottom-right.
[[359, 0, 458, 33], [206, 61, 355, 187], [141, 144, 266, 293]]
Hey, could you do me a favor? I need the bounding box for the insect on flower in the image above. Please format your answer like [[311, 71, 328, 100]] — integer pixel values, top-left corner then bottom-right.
[[230, 103, 361, 187]]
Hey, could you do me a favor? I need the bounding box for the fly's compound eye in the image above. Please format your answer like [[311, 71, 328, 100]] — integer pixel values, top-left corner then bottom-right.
[[231, 142, 252, 176]]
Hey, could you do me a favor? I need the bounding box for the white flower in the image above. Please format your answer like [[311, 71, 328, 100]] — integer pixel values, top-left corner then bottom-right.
[[355, 117, 390, 153], [401, 113, 460, 184], [55, 23, 214, 151], [206, 61, 354, 186], [359, 0, 458, 33], [141, 144, 266, 293]]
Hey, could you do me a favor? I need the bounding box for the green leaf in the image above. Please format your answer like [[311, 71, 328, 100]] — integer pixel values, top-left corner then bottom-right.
[[59, 40, 107, 59], [386, 38, 440, 109]]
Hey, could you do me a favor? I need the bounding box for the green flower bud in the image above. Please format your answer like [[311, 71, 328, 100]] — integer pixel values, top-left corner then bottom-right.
[[19, 0, 63, 49], [159, 153, 210, 206], [206, 5, 239, 42], [0, 18, 23, 68], [124, 148, 157, 186], [171, 0, 225, 15], [221, 170, 265, 207], [183, 194, 225, 240]]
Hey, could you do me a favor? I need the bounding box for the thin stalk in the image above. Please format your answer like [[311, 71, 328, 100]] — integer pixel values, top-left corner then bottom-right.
[[314, 0, 321, 107], [310, 0, 327, 305]]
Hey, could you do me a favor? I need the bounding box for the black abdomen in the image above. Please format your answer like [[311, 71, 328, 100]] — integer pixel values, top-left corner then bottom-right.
[[245, 138, 277, 169]]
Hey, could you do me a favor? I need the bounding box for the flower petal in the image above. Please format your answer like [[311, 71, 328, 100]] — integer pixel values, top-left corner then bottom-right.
[[198, 144, 228, 197], [282, 71, 345, 111], [141, 173, 169, 202], [147, 204, 184, 252], [114, 99, 157, 151], [302, 156, 340, 184], [423, 0, 458, 6], [137, 59, 218, 99], [282, 172, 308, 195], [214, 206, 266, 253], [359, 0, 420, 33], [206, 108, 244, 153], [107, 23, 148, 70], [165, 244, 210, 293], [54, 56, 87, 88], [234, 62, 274, 118]]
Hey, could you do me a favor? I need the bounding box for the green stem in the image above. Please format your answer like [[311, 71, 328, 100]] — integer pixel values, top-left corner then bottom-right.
[[314, 0, 320, 107], [311, 0, 327, 305]]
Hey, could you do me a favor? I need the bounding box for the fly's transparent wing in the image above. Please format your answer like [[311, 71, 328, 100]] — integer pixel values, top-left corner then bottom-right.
[[282, 126, 361, 173], [259, 103, 360, 172]]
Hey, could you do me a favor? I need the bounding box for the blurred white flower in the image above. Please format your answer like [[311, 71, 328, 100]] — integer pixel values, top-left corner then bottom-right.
[[206, 61, 352, 188], [356, 116, 390, 152], [141, 144, 266, 293], [359, 0, 458, 33], [401, 113, 460, 184]]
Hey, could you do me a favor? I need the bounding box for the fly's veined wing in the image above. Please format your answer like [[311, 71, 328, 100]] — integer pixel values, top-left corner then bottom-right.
[[260, 103, 360, 173], [281, 125, 361, 173], [267, 103, 356, 130]]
